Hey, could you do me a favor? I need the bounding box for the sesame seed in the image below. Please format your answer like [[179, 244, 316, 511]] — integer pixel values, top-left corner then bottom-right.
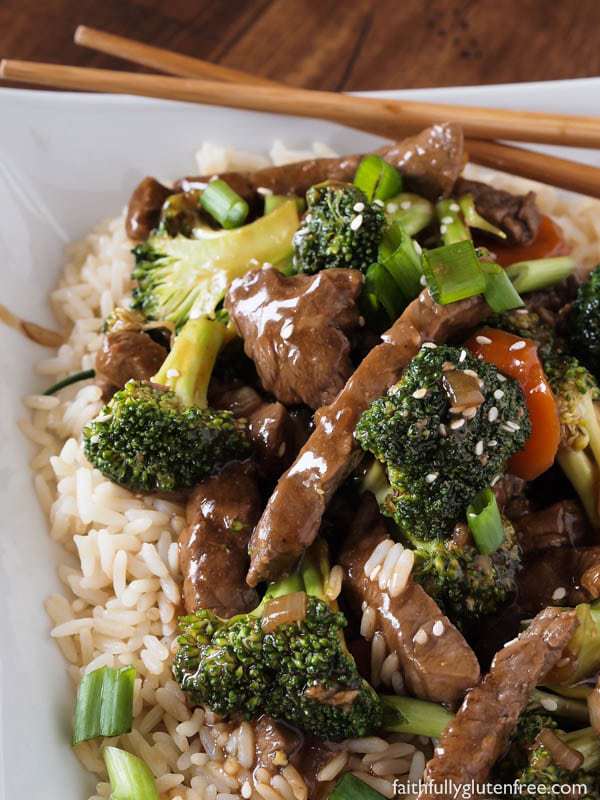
[[459, 350, 467, 363], [413, 241, 423, 255], [442, 361, 456, 371], [450, 418, 466, 430], [439, 424, 447, 436], [491, 474, 502, 485], [440, 224, 447, 235], [462, 406, 478, 420], [420, 275, 428, 286], [400, 200, 412, 210], [509, 340, 527, 351], [449, 203, 460, 212], [441, 215, 454, 225], [350, 214, 363, 231], [256, 186, 273, 196], [540, 697, 559, 712], [387, 202, 399, 213], [463, 369, 479, 378], [412, 388, 428, 399], [432, 620, 445, 637], [552, 587, 567, 601], [488, 439, 498, 447], [494, 389, 504, 400], [476, 335, 492, 345], [166, 368, 180, 378], [475, 440, 484, 456], [422, 342, 437, 349], [425, 473, 438, 484], [488, 407, 499, 422], [506, 421, 521, 431], [497, 373, 507, 382], [373, 199, 385, 207], [353, 202, 365, 212], [413, 628, 428, 646]]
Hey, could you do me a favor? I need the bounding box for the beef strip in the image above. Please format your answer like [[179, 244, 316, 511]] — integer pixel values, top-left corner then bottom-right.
[[179, 462, 261, 616], [254, 715, 329, 799], [246, 290, 490, 587], [95, 330, 168, 397], [126, 124, 464, 242], [454, 177, 540, 246], [518, 546, 600, 613], [339, 495, 480, 707], [419, 607, 578, 799], [125, 176, 172, 241], [515, 500, 588, 555], [226, 267, 363, 410]]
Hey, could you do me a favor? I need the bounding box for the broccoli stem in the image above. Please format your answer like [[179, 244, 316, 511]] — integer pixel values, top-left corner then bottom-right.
[[152, 317, 226, 409], [380, 695, 454, 739], [361, 460, 393, 508], [564, 727, 600, 771], [436, 198, 470, 245], [505, 256, 575, 293], [531, 689, 591, 724], [557, 447, 600, 528]]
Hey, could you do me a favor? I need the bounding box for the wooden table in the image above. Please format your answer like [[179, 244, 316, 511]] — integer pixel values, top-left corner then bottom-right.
[[1, 0, 600, 91]]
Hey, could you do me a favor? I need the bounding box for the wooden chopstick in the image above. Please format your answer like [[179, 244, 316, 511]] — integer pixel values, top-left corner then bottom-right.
[[3, 58, 600, 150], [71, 27, 600, 200], [74, 25, 280, 87]]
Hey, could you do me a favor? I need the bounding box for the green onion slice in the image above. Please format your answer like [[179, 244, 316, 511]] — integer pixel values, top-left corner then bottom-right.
[[264, 194, 306, 216], [200, 179, 249, 229], [364, 262, 406, 322], [505, 256, 575, 293], [44, 369, 96, 396], [436, 198, 471, 245], [459, 194, 507, 240], [380, 223, 423, 301], [72, 666, 135, 745], [354, 154, 403, 202], [381, 694, 454, 738], [329, 773, 387, 800], [422, 240, 486, 305], [480, 261, 524, 313], [385, 192, 434, 236], [467, 487, 505, 555], [103, 747, 159, 800]]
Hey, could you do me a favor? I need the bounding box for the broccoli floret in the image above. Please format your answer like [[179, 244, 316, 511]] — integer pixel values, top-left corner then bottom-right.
[[292, 182, 385, 274], [83, 317, 249, 494], [496, 309, 600, 528], [412, 519, 521, 627], [569, 265, 600, 379], [355, 344, 531, 540], [173, 542, 382, 741], [132, 201, 299, 329]]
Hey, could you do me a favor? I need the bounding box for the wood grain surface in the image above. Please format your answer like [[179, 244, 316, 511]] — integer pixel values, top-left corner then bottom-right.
[[1, 0, 599, 91]]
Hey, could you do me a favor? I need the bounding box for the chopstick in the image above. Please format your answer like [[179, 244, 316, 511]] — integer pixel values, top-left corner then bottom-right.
[[3, 58, 600, 150], [71, 27, 600, 199], [74, 25, 280, 87]]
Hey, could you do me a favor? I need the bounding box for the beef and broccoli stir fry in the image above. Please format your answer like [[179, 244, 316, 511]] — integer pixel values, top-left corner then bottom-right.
[[61, 122, 600, 798]]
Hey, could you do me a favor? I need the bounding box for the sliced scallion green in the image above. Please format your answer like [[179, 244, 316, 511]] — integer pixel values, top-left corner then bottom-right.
[[505, 256, 575, 293], [364, 262, 406, 322], [354, 154, 403, 202], [436, 198, 470, 245], [329, 773, 387, 800], [380, 223, 423, 301], [467, 487, 504, 555], [381, 694, 454, 738], [480, 261, 524, 313], [459, 194, 507, 240], [385, 192, 434, 236], [422, 240, 486, 305], [43, 369, 96, 396], [200, 179, 249, 229], [264, 194, 306, 216], [103, 747, 159, 800], [72, 666, 135, 745]]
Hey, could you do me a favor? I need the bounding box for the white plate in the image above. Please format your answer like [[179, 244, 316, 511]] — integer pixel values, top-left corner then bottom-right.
[[2, 77, 600, 800]]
